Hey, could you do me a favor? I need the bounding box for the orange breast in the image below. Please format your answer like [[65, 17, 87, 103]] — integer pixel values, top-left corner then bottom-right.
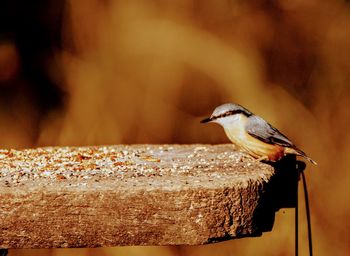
[[224, 120, 285, 161], [243, 135, 285, 161]]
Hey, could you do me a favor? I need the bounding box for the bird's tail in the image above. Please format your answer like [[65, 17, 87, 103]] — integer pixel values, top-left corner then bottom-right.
[[285, 147, 317, 165]]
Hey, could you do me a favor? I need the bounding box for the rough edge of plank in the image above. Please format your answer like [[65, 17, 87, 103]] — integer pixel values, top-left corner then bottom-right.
[[0, 144, 299, 248]]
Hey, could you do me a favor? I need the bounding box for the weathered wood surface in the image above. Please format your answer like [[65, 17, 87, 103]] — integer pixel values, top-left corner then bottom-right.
[[0, 144, 297, 248]]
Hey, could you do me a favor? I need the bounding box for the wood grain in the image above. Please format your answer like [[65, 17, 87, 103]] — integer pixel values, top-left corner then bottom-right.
[[0, 144, 297, 248]]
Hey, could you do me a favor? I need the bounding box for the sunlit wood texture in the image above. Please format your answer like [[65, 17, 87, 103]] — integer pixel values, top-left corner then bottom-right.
[[0, 145, 297, 248]]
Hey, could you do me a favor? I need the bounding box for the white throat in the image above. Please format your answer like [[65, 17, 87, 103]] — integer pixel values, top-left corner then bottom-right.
[[213, 114, 248, 146], [213, 114, 242, 128]]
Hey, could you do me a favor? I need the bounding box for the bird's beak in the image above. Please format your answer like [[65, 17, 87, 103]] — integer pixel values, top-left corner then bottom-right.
[[200, 117, 212, 123]]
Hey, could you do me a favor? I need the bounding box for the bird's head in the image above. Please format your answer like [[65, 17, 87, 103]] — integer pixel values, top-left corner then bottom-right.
[[200, 103, 252, 127]]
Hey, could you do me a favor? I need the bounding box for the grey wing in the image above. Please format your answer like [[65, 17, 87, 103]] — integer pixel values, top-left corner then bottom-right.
[[245, 115, 295, 147]]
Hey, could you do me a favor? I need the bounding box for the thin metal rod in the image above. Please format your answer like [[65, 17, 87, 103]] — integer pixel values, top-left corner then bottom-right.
[[0, 249, 8, 256], [301, 171, 313, 256], [295, 170, 299, 256]]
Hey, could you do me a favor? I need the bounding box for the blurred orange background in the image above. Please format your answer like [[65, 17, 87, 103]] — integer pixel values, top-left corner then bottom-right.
[[1, 0, 349, 255]]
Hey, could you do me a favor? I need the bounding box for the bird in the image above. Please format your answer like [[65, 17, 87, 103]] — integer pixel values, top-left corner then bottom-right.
[[201, 103, 317, 165]]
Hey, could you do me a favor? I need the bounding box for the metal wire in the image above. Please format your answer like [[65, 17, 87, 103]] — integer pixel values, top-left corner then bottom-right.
[[295, 170, 299, 256], [0, 249, 8, 256], [296, 169, 313, 256], [301, 171, 313, 256]]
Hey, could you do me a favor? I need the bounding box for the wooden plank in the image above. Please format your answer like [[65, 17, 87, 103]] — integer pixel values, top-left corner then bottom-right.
[[0, 144, 297, 248]]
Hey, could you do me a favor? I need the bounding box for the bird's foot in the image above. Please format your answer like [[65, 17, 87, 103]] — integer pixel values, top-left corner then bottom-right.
[[255, 155, 269, 163]]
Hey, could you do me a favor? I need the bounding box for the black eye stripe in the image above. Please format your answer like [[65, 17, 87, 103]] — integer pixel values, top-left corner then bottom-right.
[[211, 109, 248, 120]]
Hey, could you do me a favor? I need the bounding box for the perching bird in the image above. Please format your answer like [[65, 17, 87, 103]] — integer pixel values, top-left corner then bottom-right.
[[201, 103, 317, 165]]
